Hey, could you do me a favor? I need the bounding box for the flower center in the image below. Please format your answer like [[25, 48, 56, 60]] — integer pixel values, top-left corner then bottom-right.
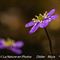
[[4, 38, 14, 47], [32, 11, 48, 22], [36, 14, 44, 21]]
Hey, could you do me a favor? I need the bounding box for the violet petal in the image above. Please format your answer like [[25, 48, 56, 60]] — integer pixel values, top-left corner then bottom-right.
[[39, 20, 49, 28], [29, 22, 39, 34], [0, 40, 5, 49], [9, 47, 22, 54], [25, 21, 35, 27], [0, 45, 5, 49], [47, 9, 55, 17], [12, 41, 24, 48], [50, 15, 58, 20]]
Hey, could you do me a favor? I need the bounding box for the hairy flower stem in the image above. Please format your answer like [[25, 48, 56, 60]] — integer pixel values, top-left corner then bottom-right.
[[44, 28, 53, 55]]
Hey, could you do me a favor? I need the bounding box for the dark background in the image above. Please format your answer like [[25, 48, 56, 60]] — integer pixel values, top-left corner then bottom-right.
[[0, 0, 60, 59]]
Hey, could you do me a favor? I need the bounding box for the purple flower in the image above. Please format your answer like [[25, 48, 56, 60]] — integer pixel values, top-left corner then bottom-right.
[[25, 9, 58, 34], [0, 38, 24, 54]]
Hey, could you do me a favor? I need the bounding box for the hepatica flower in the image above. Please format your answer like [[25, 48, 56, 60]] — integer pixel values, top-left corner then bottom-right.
[[0, 38, 24, 54], [25, 9, 58, 34]]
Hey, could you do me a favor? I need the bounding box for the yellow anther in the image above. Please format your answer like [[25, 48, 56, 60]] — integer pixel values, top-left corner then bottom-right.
[[4, 38, 14, 46]]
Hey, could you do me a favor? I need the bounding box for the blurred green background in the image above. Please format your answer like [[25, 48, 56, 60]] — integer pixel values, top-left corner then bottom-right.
[[0, 0, 60, 58]]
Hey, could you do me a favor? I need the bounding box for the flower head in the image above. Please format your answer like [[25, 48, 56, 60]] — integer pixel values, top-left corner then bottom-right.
[[25, 9, 58, 34], [3, 38, 14, 47], [0, 38, 24, 54]]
